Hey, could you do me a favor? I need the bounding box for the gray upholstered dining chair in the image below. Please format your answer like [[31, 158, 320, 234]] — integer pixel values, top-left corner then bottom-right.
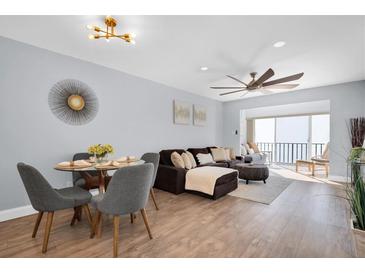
[[17, 162, 93, 253], [71, 152, 112, 225], [90, 163, 154, 257], [72, 152, 112, 190], [141, 152, 160, 209], [129, 153, 160, 223], [72, 152, 96, 188]]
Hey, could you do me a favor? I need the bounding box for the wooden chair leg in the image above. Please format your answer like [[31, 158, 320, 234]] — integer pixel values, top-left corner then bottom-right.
[[130, 213, 134, 224], [150, 188, 159, 210], [70, 207, 78, 226], [97, 213, 103, 238], [296, 162, 299, 172], [70, 206, 82, 226], [113, 215, 120, 258], [77, 207, 82, 221], [42, 212, 54, 253], [83, 204, 93, 227], [311, 163, 315, 176], [90, 210, 102, 238], [32, 211, 43, 238], [140, 208, 153, 239]]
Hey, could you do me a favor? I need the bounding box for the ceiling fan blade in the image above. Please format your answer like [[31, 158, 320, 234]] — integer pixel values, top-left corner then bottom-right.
[[262, 72, 304, 87], [210, 86, 245, 89], [261, 84, 299, 89], [260, 89, 274, 95], [253, 68, 274, 86], [239, 91, 249, 97], [226, 75, 248, 86], [219, 88, 247, 96]]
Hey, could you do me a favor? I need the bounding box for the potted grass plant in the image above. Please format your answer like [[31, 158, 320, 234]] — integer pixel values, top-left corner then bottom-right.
[[346, 117, 365, 257], [347, 148, 365, 257], [347, 174, 365, 257]]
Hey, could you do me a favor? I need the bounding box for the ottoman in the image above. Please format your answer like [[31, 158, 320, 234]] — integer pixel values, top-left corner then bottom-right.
[[235, 164, 269, 184]]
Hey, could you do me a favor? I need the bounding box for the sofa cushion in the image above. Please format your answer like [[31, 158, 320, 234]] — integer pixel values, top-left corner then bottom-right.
[[229, 148, 236, 160], [200, 162, 229, 168], [171, 152, 185, 168], [248, 142, 260, 153], [224, 148, 231, 160], [249, 153, 267, 164], [206, 146, 218, 153], [181, 152, 192, 169], [215, 159, 242, 168], [159, 149, 186, 166], [187, 148, 210, 164], [241, 145, 247, 156], [227, 159, 242, 168], [196, 153, 214, 165], [211, 148, 228, 161], [186, 151, 197, 168], [248, 148, 255, 154]]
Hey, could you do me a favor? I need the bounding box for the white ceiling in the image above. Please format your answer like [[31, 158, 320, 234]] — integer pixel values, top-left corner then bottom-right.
[[0, 15, 364, 102]]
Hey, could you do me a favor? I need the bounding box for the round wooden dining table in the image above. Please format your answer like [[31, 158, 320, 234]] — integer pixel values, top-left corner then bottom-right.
[[54, 160, 145, 193]]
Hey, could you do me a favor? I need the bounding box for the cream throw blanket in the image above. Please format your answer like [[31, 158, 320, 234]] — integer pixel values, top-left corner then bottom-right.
[[185, 166, 238, 195]]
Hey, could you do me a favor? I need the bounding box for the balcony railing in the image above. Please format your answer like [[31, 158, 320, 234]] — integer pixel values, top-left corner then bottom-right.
[[256, 142, 325, 164]]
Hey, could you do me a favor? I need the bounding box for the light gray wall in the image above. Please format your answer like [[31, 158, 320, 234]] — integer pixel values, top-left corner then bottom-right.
[[0, 36, 223, 211], [222, 81, 365, 179]]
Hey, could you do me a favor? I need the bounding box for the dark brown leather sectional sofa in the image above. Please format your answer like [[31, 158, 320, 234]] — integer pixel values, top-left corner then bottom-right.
[[154, 147, 252, 199]]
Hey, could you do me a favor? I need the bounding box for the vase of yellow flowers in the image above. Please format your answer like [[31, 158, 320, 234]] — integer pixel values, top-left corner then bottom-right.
[[88, 144, 114, 163]]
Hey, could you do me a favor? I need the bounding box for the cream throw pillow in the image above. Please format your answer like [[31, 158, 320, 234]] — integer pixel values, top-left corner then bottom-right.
[[186, 151, 197, 168], [181, 152, 192, 169], [224, 148, 231, 160], [171, 151, 185, 168], [196, 153, 214, 165], [248, 142, 260, 153], [211, 148, 228, 161], [229, 148, 236, 160]]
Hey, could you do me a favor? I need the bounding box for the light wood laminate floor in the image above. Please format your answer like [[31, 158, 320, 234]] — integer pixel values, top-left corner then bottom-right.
[[0, 176, 355, 257]]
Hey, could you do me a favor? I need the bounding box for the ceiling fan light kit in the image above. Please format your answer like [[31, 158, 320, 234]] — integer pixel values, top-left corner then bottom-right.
[[87, 16, 136, 44], [210, 68, 304, 96]]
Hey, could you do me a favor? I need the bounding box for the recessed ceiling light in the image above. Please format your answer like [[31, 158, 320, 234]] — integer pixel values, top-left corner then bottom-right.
[[200, 66, 208, 71], [273, 41, 286, 48]]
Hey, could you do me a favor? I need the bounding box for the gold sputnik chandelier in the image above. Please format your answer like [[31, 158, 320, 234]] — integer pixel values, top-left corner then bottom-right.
[[87, 16, 136, 44]]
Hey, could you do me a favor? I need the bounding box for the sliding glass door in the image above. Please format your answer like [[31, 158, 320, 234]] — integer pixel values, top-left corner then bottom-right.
[[253, 114, 329, 164]]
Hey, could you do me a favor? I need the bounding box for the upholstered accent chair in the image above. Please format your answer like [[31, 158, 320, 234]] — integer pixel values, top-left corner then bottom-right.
[[90, 164, 154, 257], [17, 163, 92, 253]]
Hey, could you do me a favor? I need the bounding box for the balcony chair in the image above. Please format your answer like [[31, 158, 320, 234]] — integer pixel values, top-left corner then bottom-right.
[[311, 142, 329, 177]]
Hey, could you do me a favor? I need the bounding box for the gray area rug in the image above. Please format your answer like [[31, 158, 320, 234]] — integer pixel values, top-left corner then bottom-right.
[[229, 170, 293, 205]]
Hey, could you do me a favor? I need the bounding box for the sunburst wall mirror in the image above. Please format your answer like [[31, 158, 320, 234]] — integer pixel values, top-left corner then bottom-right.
[[48, 79, 99, 125]]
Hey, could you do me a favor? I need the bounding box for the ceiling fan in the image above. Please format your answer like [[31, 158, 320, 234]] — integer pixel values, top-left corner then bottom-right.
[[210, 68, 304, 96]]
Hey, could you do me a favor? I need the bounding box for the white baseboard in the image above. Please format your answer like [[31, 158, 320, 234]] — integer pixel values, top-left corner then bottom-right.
[[0, 205, 36, 222], [328, 175, 350, 183]]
